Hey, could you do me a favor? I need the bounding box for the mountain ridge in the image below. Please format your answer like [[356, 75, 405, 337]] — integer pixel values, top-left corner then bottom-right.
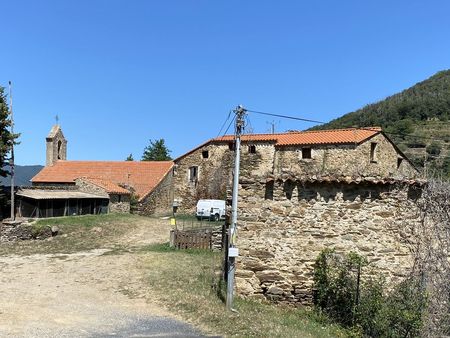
[[0, 165, 44, 187], [310, 70, 450, 176]]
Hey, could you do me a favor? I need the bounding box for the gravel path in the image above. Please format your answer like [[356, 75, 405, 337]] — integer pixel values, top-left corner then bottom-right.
[[0, 219, 214, 338]]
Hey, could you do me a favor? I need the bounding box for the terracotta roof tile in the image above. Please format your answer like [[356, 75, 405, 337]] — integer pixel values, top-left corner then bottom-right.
[[214, 127, 382, 146], [32, 161, 173, 201]]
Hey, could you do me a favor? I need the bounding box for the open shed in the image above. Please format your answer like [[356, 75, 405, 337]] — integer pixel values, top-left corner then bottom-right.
[[16, 189, 109, 218]]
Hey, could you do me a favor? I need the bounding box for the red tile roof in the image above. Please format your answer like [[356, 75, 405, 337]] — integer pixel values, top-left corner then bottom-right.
[[32, 161, 173, 201], [80, 177, 131, 195], [214, 127, 382, 146]]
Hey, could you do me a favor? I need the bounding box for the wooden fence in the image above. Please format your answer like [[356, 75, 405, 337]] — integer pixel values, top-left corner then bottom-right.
[[170, 226, 224, 250]]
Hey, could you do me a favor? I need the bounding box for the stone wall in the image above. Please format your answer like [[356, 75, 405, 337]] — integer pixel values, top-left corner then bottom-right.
[[0, 221, 54, 242], [75, 179, 109, 198], [138, 171, 173, 215], [274, 134, 417, 180], [76, 178, 130, 214], [109, 194, 131, 213], [173, 143, 234, 211], [31, 183, 78, 190], [235, 178, 421, 305]]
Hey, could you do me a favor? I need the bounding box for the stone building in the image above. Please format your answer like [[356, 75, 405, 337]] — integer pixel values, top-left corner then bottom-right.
[[173, 127, 417, 211], [17, 125, 173, 218], [174, 127, 421, 304]]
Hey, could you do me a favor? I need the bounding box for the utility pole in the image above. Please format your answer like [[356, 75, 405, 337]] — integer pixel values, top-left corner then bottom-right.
[[9, 81, 15, 221], [226, 104, 246, 311]]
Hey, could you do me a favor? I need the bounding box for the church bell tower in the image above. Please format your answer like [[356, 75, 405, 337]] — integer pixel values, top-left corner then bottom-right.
[[46, 124, 67, 166]]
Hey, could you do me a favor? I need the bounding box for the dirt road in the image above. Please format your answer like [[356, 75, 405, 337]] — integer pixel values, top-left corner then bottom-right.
[[0, 217, 209, 337]]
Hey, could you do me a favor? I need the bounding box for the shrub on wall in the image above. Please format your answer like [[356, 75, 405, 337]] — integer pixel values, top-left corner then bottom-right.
[[313, 249, 427, 337], [313, 249, 366, 327], [129, 193, 139, 213]]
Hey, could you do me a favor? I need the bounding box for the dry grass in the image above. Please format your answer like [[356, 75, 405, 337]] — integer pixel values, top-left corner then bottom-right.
[[0, 213, 143, 256], [139, 243, 350, 338], [0, 214, 350, 337]]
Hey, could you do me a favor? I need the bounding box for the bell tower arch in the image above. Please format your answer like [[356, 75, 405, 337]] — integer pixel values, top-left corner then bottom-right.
[[46, 124, 67, 166]]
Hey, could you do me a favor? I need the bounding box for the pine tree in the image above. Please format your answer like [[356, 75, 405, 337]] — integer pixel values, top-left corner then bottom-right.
[[0, 86, 16, 177], [125, 153, 134, 161], [141, 139, 172, 161]]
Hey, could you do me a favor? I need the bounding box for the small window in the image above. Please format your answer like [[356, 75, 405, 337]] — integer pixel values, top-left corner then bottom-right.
[[118, 195, 122, 203], [189, 166, 198, 182], [370, 143, 377, 162], [202, 150, 209, 159], [228, 142, 235, 151], [397, 157, 403, 169], [57, 140, 62, 159], [302, 148, 311, 159], [249, 145, 256, 154], [265, 181, 274, 200], [283, 180, 295, 200]]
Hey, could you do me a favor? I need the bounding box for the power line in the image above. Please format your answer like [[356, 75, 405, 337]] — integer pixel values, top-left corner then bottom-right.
[[247, 109, 325, 125], [222, 114, 236, 137], [216, 110, 232, 138], [246, 108, 449, 144]]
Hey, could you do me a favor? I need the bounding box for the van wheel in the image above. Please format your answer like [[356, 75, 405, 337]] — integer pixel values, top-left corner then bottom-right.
[[214, 213, 220, 221]]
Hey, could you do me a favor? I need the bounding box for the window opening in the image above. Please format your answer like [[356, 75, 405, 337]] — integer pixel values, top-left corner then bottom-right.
[[57, 140, 62, 159], [202, 150, 209, 159], [228, 142, 235, 151], [397, 157, 403, 169], [370, 143, 377, 162], [265, 181, 274, 200], [302, 147, 312, 159], [249, 145, 256, 154], [189, 166, 198, 182], [283, 180, 295, 200]]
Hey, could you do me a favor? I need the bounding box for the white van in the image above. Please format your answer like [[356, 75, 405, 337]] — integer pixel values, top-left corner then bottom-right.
[[196, 199, 226, 221]]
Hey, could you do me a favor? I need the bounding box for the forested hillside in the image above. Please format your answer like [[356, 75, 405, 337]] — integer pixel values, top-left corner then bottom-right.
[[311, 70, 450, 177], [0, 165, 43, 186]]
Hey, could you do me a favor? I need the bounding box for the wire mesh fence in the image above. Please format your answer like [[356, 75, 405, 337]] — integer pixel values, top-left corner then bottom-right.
[[172, 215, 223, 231]]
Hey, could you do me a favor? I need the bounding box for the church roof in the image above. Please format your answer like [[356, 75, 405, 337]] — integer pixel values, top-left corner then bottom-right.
[[32, 161, 173, 201]]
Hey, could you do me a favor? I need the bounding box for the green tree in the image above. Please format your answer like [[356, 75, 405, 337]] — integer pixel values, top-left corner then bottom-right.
[[141, 139, 172, 161], [0, 86, 17, 177], [125, 153, 134, 161]]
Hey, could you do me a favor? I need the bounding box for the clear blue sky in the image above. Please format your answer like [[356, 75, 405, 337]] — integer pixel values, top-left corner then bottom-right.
[[1, 0, 449, 165]]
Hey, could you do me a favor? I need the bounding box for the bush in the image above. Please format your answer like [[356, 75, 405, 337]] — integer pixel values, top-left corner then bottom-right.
[[406, 141, 427, 149], [358, 278, 426, 337], [313, 249, 427, 337], [426, 142, 441, 156], [314, 249, 366, 326], [389, 119, 415, 136]]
